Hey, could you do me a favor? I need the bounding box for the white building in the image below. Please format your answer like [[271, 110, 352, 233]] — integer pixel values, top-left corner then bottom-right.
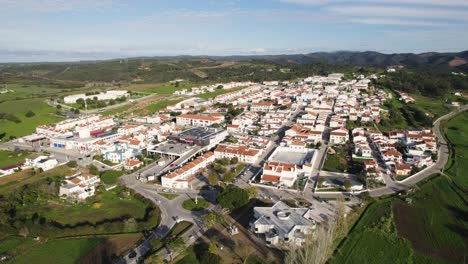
[[24, 154, 58, 171], [330, 128, 349, 144], [250, 201, 316, 246], [59, 173, 100, 201], [260, 146, 317, 187], [214, 144, 262, 164], [176, 114, 224, 127], [63, 90, 129, 104], [161, 152, 215, 189]]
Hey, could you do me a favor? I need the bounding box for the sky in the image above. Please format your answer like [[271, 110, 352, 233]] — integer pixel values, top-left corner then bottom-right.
[[1, 0, 467, 62]]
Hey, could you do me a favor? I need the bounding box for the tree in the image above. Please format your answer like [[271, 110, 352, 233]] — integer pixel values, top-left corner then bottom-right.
[[74, 109, 80, 114], [217, 187, 249, 210], [245, 186, 258, 199], [56, 104, 62, 110], [25, 110, 35, 117], [203, 212, 225, 228], [201, 252, 222, 264], [88, 164, 99, 175], [208, 173, 218, 185], [222, 172, 236, 183], [76, 98, 85, 105], [343, 179, 352, 191], [285, 198, 347, 264], [219, 158, 230, 166], [230, 157, 239, 164], [316, 142, 322, 148]]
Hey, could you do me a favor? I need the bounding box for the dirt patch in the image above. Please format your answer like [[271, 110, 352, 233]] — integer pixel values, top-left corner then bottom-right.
[[448, 57, 467, 67], [393, 202, 464, 262]]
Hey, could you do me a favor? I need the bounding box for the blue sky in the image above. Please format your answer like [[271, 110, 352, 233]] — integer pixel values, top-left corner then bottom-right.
[[1, 0, 467, 62]]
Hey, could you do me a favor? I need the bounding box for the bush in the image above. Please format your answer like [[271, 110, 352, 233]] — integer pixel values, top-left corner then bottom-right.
[[25, 110, 35, 117], [66, 160, 77, 168], [100, 170, 123, 185], [217, 187, 249, 210]]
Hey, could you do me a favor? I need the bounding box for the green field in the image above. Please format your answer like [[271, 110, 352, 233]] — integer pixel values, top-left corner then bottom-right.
[[332, 111, 468, 264], [0, 84, 73, 102], [158, 193, 179, 200], [11, 238, 101, 264], [182, 198, 210, 211], [443, 111, 468, 189], [21, 186, 156, 226], [0, 150, 30, 168], [0, 98, 63, 141], [322, 146, 348, 172]]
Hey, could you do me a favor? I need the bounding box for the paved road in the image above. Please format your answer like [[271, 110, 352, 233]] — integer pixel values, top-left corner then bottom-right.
[[119, 173, 215, 263]]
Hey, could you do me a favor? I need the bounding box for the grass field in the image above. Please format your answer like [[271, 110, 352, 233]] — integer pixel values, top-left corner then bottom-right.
[[2, 233, 143, 263], [443, 111, 468, 189], [182, 198, 210, 211], [322, 146, 348, 172], [331, 199, 414, 264], [22, 186, 155, 225], [158, 193, 179, 200], [0, 98, 63, 141], [0, 84, 72, 101], [12, 237, 101, 264], [0, 150, 30, 168], [0, 165, 72, 194]]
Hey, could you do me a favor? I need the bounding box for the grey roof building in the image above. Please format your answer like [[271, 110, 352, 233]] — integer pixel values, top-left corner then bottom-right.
[[250, 201, 319, 246]]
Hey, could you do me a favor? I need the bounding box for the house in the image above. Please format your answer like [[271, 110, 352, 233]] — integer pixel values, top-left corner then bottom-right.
[[251, 101, 275, 112], [395, 163, 412, 176], [261, 162, 297, 187], [0, 164, 23, 176], [59, 173, 100, 201], [161, 152, 215, 189], [250, 201, 317, 246], [176, 114, 224, 127], [24, 154, 58, 171], [214, 144, 262, 164], [330, 128, 349, 144], [355, 143, 372, 158], [363, 159, 378, 171], [383, 149, 403, 163], [125, 159, 143, 171]]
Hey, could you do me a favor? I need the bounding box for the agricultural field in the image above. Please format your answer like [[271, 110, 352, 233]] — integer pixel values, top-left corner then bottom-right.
[[331, 199, 415, 264], [0, 98, 63, 141]]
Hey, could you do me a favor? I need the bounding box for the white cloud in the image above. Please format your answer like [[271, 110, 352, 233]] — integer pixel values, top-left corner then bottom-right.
[[0, 0, 124, 12], [327, 5, 468, 21], [279, 0, 468, 7], [349, 18, 465, 27]]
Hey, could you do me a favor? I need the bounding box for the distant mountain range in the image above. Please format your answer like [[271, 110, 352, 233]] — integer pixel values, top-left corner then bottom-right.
[[206, 50, 468, 69]]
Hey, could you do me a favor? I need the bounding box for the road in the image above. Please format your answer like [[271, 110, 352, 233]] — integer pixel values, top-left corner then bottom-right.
[[119, 173, 216, 263]]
